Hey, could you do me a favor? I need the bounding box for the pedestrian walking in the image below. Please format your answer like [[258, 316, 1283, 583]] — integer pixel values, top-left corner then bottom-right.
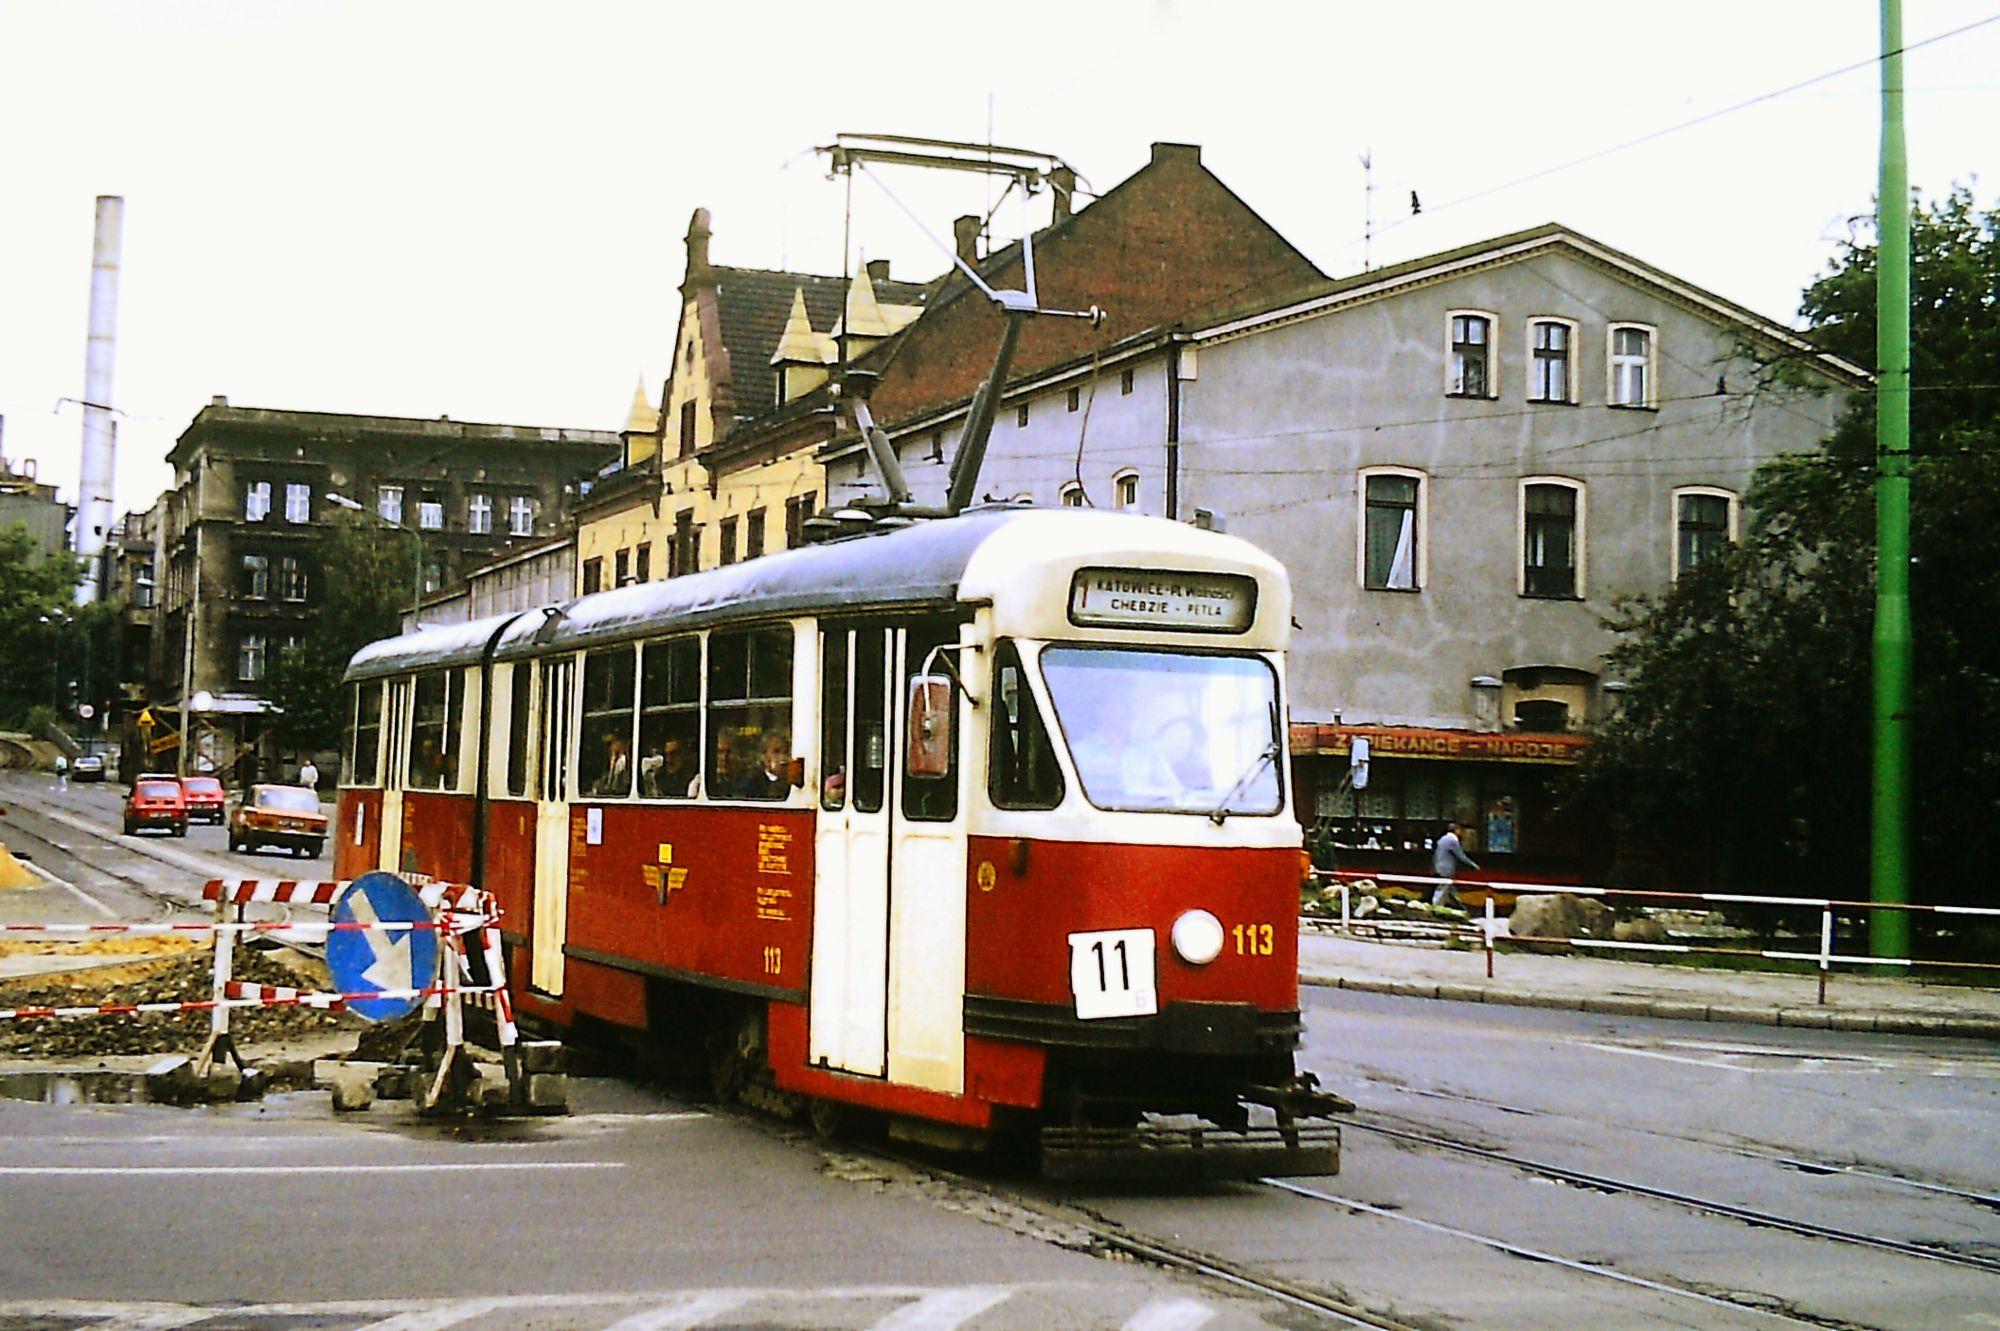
[[53, 754, 69, 791], [297, 758, 320, 792], [1430, 819, 1478, 908]]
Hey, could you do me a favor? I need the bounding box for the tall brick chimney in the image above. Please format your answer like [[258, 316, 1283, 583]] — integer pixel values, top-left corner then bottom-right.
[[953, 214, 981, 267], [1051, 165, 1076, 220]]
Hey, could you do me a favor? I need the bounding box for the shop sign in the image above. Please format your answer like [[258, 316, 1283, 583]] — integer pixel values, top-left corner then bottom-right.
[[1290, 724, 1586, 765]]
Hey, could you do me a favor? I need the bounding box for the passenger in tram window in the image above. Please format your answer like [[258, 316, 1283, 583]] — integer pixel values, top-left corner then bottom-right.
[[711, 727, 743, 796], [642, 735, 698, 798], [412, 735, 444, 788], [590, 734, 631, 798], [736, 729, 793, 801], [1156, 713, 1214, 792]]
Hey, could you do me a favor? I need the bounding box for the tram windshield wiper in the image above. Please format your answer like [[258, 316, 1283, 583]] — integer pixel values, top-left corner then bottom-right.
[[1209, 742, 1278, 825]]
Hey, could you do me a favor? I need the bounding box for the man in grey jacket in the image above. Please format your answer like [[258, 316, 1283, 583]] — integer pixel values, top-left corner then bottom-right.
[[1431, 820, 1479, 907]]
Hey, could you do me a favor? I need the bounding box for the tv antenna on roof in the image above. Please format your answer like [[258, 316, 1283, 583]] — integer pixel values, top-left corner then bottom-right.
[[817, 132, 1103, 518]]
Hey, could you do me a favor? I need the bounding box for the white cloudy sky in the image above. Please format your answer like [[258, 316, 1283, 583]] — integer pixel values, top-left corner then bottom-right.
[[1, 1, 1994, 518]]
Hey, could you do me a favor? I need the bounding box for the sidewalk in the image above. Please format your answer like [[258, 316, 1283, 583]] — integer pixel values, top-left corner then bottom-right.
[[1301, 926, 2000, 1040]]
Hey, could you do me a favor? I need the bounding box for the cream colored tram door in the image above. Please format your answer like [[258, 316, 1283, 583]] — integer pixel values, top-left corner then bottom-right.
[[530, 658, 574, 997], [378, 678, 410, 873], [810, 626, 892, 1076], [885, 624, 969, 1095]]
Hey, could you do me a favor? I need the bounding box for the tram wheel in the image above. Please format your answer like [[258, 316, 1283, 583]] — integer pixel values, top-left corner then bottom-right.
[[808, 1096, 844, 1142]]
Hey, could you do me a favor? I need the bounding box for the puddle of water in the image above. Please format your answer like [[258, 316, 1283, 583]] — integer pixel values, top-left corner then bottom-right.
[[0, 1069, 156, 1105]]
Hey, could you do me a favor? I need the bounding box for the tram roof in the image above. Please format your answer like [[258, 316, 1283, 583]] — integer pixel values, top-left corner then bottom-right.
[[347, 508, 1284, 680]]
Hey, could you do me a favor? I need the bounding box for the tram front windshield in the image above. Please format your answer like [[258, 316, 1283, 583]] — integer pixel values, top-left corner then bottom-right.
[[1040, 645, 1282, 816]]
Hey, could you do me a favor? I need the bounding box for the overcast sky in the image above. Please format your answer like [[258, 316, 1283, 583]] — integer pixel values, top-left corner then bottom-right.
[[1, 1, 1994, 519]]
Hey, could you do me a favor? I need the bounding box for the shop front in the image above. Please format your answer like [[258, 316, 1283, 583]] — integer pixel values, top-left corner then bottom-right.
[[1290, 723, 1603, 885]]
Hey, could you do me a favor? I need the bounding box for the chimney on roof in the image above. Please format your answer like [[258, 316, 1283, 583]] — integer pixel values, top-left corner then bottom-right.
[[684, 208, 713, 287], [1149, 142, 1201, 168], [1051, 165, 1076, 220], [865, 258, 890, 284], [952, 214, 981, 267], [210, 395, 228, 407]]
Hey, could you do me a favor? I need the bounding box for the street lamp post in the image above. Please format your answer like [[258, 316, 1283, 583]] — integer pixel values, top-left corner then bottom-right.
[[325, 492, 424, 617], [37, 613, 69, 718]]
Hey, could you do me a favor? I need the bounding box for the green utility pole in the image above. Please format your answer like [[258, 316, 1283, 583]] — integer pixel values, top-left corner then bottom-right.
[[1872, 0, 1913, 958]]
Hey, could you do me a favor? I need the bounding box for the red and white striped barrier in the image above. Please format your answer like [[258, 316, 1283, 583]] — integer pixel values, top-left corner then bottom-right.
[[2, 919, 480, 937], [200, 877, 485, 911], [0, 985, 480, 1023]]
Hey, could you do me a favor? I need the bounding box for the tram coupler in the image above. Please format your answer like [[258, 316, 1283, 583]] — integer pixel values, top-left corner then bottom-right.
[[1241, 1070, 1355, 1120]]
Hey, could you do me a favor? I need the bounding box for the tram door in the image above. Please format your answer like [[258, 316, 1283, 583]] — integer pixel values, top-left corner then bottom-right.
[[810, 626, 893, 1076], [810, 621, 968, 1093], [530, 658, 574, 997], [378, 678, 410, 873]]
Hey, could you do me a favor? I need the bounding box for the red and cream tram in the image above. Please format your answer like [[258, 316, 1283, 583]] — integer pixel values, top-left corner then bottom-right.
[[336, 508, 1343, 1174]]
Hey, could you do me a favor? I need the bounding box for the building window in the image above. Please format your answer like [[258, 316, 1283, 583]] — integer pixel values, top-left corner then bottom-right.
[[634, 543, 651, 583], [280, 555, 307, 602], [418, 492, 444, 530], [614, 547, 632, 587], [670, 510, 697, 577], [785, 493, 816, 548], [746, 508, 766, 558], [508, 495, 534, 535], [1673, 487, 1737, 580], [1059, 483, 1084, 508], [581, 557, 603, 595], [1016, 403, 1029, 428], [244, 481, 271, 522], [1528, 319, 1577, 403], [377, 485, 403, 524], [1521, 478, 1584, 598], [468, 493, 492, 534], [422, 561, 443, 595], [238, 633, 267, 683], [284, 483, 311, 523], [1447, 311, 1494, 398], [1120, 368, 1135, 396], [1609, 324, 1656, 408], [1360, 469, 1424, 591], [240, 553, 270, 600], [719, 516, 738, 566], [1066, 387, 1081, 413], [679, 401, 697, 458], [1113, 470, 1139, 511]]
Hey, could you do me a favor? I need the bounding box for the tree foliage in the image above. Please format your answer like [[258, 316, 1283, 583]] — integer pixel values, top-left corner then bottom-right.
[[264, 514, 415, 752], [1578, 188, 2000, 901], [0, 528, 86, 730]]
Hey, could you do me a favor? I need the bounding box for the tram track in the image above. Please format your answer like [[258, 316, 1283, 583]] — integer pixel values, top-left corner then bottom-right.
[[1340, 1114, 2000, 1277]]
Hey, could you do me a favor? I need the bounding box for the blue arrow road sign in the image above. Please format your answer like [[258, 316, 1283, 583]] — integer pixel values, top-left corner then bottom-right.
[[327, 871, 440, 1023]]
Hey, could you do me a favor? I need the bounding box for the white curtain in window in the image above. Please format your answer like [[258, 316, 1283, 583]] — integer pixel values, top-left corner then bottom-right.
[[1386, 510, 1417, 590]]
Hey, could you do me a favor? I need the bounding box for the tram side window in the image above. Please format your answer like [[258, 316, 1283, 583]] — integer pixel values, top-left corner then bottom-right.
[[990, 641, 1062, 810], [820, 632, 847, 811], [579, 647, 637, 800], [902, 625, 960, 822], [348, 681, 383, 787], [410, 670, 463, 791], [639, 636, 701, 798], [707, 628, 793, 800], [505, 664, 532, 798]]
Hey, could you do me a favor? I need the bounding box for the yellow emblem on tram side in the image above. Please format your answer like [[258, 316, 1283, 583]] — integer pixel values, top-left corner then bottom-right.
[[976, 860, 998, 893]]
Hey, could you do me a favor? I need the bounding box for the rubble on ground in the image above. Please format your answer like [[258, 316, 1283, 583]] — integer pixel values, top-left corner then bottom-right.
[[0, 947, 357, 1060]]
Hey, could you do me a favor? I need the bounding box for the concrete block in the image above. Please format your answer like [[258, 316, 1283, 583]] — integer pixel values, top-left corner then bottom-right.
[[1776, 1008, 1833, 1029], [520, 1041, 565, 1074], [524, 1072, 568, 1113], [1435, 983, 1488, 1004], [143, 1056, 195, 1103], [201, 1066, 242, 1102], [471, 1067, 511, 1109], [233, 1068, 268, 1102], [1587, 997, 1656, 1019], [1384, 980, 1440, 1000], [1826, 1011, 1879, 1033], [330, 1073, 376, 1112], [1647, 1001, 1711, 1024]]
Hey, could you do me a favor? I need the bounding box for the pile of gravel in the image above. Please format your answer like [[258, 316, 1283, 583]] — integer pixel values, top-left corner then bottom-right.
[[0, 947, 357, 1059]]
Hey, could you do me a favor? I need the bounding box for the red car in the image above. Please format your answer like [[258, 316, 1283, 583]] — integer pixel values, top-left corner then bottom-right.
[[179, 774, 226, 824], [123, 778, 189, 837]]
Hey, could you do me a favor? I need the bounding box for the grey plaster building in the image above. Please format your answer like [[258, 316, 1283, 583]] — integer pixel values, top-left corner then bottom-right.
[[152, 400, 618, 777], [826, 224, 1866, 876]]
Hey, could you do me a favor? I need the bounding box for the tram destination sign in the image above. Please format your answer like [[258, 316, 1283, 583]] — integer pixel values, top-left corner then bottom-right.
[[1068, 567, 1257, 634]]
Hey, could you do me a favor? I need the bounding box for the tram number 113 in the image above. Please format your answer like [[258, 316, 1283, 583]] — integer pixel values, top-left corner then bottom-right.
[[1068, 928, 1159, 1021]]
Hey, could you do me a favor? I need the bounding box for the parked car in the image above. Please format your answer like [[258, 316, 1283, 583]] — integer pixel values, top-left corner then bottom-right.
[[71, 753, 106, 782], [228, 784, 327, 858], [122, 778, 188, 837], [179, 774, 226, 824]]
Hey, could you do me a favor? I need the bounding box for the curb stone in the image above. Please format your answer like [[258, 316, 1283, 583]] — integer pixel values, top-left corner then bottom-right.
[[1304, 973, 2000, 1042]]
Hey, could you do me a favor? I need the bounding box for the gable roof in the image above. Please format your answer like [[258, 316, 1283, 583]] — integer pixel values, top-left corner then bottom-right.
[[709, 266, 930, 428]]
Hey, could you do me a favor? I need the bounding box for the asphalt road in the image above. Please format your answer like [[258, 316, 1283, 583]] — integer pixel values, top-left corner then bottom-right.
[[1, 774, 1995, 1328]]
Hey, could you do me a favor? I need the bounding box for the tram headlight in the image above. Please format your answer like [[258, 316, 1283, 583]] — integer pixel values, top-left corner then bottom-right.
[[1170, 909, 1225, 966]]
